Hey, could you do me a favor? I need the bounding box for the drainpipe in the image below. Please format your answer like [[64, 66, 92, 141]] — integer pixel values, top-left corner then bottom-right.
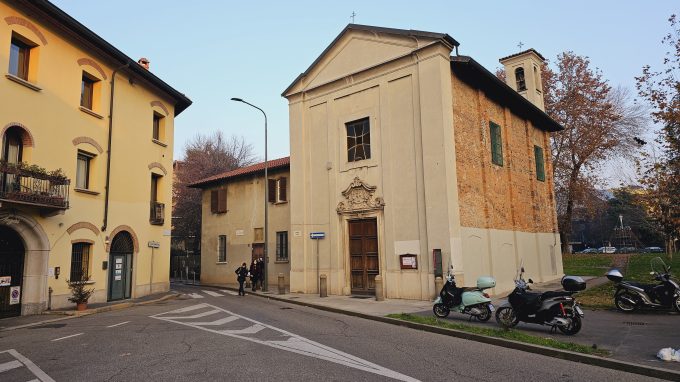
[[102, 63, 130, 232]]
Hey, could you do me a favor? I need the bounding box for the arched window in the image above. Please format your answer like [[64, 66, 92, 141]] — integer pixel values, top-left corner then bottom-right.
[[515, 67, 527, 91], [3, 127, 23, 164], [533, 65, 541, 92]]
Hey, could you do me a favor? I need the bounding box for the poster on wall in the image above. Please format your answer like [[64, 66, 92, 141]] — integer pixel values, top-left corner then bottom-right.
[[114, 275, 121, 281], [9, 286, 20, 304], [0, 276, 10, 286]]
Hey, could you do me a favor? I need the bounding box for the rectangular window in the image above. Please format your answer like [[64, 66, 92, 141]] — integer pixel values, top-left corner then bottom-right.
[[80, 73, 97, 109], [534, 145, 545, 181], [210, 188, 227, 213], [218, 235, 227, 262], [76, 151, 93, 189], [149, 174, 164, 224], [9, 34, 32, 80], [276, 231, 288, 261], [152, 113, 164, 141], [268, 177, 287, 203], [490, 122, 503, 166], [346, 118, 371, 162], [70, 242, 91, 282]]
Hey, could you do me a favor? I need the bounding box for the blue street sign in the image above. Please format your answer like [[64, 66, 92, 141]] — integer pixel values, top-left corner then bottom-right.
[[310, 232, 325, 240]]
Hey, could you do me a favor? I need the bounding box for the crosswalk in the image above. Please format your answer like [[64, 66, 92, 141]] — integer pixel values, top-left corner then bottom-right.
[[151, 303, 419, 382], [0, 349, 54, 382], [183, 289, 239, 299]]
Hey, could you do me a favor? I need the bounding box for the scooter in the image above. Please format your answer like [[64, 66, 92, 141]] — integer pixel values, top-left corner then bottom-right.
[[495, 266, 585, 335], [433, 267, 496, 321], [607, 256, 680, 312]]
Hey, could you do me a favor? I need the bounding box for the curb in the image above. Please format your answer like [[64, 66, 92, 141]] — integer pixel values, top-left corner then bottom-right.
[[0, 293, 180, 332], [194, 283, 680, 381]]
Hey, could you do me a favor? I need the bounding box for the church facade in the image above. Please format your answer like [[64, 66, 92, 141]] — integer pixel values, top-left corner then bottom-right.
[[282, 25, 563, 299]]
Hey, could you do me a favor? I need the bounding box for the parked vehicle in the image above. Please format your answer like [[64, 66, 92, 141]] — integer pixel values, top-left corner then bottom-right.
[[576, 248, 599, 254], [607, 257, 680, 312], [433, 266, 495, 321], [495, 266, 585, 335], [641, 246, 664, 253], [617, 247, 638, 254], [598, 246, 617, 254]]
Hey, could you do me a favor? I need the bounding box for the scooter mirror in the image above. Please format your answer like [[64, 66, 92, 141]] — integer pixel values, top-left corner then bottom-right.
[[528, 278, 534, 284]]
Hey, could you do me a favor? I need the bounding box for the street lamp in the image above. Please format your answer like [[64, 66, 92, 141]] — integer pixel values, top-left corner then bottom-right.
[[230, 97, 268, 291]]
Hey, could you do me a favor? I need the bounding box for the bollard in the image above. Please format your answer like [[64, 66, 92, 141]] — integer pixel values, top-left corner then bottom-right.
[[434, 276, 444, 298], [374, 275, 384, 301], [319, 274, 328, 298], [278, 273, 285, 295]]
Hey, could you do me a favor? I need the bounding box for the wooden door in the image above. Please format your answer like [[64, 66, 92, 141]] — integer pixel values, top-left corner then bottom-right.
[[251, 243, 264, 263], [349, 219, 379, 295]]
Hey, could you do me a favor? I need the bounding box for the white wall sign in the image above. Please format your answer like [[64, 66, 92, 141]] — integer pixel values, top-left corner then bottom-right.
[[114, 275, 122, 281], [9, 286, 20, 304], [0, 276, 10, 286], [293, 231, 302, 237], [148, 240, 160, 248], [48, 268, 54, 277], [163, 230, 172, 236], [235, 230, 244, 236]]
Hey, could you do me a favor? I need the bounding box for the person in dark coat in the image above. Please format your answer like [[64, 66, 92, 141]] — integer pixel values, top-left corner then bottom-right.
[[256, 257, 265, 290], [249, 260, 259, 292], [235, 262, 248, 296]]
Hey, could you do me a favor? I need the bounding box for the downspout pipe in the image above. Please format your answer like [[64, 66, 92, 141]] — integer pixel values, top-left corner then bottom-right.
[[102, 62, 130, 232]]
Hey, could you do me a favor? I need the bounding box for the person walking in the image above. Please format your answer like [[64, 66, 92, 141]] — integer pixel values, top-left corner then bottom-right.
[[235, 262, 248, 296], [249, 259, 259, 292], [256, 257, 265, 290]]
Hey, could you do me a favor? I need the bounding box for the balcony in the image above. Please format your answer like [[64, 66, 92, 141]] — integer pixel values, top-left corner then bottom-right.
[[0, 162, 70, 210], [150, 201, 165, 225]]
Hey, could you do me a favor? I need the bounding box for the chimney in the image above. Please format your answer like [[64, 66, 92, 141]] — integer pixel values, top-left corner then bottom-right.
[[137, 57, 150, 70], [499, 48, 545, 111]]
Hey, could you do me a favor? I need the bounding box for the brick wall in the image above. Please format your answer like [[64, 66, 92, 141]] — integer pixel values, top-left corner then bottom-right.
[[452, 74, 558, 234]]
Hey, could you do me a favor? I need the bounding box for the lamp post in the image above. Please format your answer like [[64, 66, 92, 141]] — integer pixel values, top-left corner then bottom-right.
[[231, 97, 268, 291]]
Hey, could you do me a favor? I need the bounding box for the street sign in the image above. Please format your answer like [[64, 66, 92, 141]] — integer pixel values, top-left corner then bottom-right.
[[9, 286, 20, 305], [148, 240, 160, 248], [0, 276, 10, 286], [310, 232, 325, 240]]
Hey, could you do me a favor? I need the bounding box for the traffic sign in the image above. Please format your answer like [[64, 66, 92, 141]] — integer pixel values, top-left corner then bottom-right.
[[310, 232, 325, 240]]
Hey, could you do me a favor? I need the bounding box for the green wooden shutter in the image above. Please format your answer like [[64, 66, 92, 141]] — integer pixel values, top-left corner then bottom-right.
[[490, 122, 503, 166], [534, 145, 545, 181]]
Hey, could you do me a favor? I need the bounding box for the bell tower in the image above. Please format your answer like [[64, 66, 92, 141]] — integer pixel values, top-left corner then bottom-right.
[[499, 48, 546, 111]]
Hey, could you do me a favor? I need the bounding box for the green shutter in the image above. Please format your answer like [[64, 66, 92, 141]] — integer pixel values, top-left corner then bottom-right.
[[534, 145, 545, 181], [490, 122, 503, 166]]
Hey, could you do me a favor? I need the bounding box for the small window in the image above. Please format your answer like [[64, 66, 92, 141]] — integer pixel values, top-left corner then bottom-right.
[[533, 66, 541, 92], [8, 34, 33, 80], [218, 235, 227, 262], [346, 118, 371, 162], [70, 242, 91, 282], [276, 231, 288, 261], [152, 113, 164, 141], [268, 177, 287, 203], [80, 73, 98, 109], [515, 67, 526, 92], [534, 145, 545, 181], [210, 188, 227, 213], [150, 174, 164, 224], [490, 122, 503, 166], [76, 151, 94, 189]]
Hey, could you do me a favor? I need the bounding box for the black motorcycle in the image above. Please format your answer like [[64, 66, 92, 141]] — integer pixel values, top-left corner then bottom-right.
[[607, 257, 680, 313], [495, 267, 585, 335]]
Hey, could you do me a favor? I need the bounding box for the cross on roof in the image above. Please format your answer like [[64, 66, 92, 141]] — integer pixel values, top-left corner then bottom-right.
[[517, 41, 524, 50], [351, 11, 356, 23]]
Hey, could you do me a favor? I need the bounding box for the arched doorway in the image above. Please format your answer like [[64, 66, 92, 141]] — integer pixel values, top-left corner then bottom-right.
[[0, 225, 25, 318], [108, 231, 134, 301]]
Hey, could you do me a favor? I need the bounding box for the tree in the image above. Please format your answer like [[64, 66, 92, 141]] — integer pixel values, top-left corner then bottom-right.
[[636, 15, 680, 256], [172, 132, 255, 254]]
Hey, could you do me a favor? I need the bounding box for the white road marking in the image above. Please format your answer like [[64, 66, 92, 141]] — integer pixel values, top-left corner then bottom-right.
[[106, 321, 130, 328], [151, 304, 418, 382], [203, 290, 224, 297], [188, 316, 239, 326], [187, 293, 204, 299], [163, 309, 221, 320], [221, 290, 238, 295], [0, 360, 22, 373], [51, 333, 84, 342], [0, 349, 55, 382]]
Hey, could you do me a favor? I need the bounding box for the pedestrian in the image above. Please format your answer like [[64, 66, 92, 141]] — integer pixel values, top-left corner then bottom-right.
[[235, 262, 248, 296], [249, 259, 259, 292], [257, 257, 265, 290]]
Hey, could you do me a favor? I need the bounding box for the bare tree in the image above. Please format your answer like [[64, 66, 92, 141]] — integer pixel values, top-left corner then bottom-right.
[[172, 132, 255, 253]]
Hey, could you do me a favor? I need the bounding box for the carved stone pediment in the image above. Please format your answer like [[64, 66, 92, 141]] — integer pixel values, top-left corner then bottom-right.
[[336, 177, 385, 215]]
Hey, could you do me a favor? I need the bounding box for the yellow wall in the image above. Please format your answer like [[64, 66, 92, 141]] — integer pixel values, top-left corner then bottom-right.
[[0, 2, 179, 311]]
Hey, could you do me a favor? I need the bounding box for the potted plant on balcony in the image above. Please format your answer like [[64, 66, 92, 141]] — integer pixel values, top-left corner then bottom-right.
[[67, 277, 95, 311]]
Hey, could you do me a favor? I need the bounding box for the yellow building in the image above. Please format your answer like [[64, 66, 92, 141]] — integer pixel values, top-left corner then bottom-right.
[[0, 0, 191, 317]]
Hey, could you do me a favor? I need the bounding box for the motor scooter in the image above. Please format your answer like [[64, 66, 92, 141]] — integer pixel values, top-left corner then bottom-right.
[[433, 266, 495, 321], [495, 265, 585, 335], [607, 256, 680, 312]]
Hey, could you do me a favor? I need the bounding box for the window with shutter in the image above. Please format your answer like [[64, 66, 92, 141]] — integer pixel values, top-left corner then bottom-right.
[[218, 188, 227, 213], [268, 179, 276, 203], [279, 177, 287, 202], [210, 190, 218, 213], [490, 122, 503, 166], [534, 145, 545, 181]]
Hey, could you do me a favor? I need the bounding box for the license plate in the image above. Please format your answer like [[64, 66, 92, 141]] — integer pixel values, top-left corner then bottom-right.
[[574, 305, 584, 316], [488, 304, 495, 312]]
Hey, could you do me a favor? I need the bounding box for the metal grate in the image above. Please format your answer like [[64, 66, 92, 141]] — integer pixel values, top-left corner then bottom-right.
[[622, 321, 647, 326]]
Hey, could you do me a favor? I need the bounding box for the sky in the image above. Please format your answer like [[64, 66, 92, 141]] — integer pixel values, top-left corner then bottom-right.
[[52, 1, 676, 182]]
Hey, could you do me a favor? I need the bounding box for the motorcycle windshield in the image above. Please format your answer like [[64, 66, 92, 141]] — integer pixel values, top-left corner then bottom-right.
[[651, 257, 669, 275]]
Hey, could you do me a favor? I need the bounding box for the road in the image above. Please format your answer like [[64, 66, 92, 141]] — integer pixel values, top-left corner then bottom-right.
[[0, 285, 665, 381]]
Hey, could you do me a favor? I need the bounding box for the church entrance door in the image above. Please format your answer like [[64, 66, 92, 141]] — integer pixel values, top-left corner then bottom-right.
[[349, 218, 379, 295]]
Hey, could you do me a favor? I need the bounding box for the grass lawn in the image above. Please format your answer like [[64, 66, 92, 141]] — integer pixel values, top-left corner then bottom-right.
[[562, 254, 615, 276], [577, 253, 679, 309], [386, 313, 609, 356]]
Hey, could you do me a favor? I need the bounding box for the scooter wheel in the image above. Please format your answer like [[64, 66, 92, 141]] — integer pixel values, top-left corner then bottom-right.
[[614, 292, 637, 313], [433, 303, 450, 318], [476, 304, 492, 322], [557, 307, 582, 335], [673, 295, 680, 313], [495, 307, 518, 328]]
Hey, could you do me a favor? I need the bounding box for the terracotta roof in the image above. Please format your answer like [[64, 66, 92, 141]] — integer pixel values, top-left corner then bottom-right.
[[499, 48, 546, 62], [189, 157, 290, 188]]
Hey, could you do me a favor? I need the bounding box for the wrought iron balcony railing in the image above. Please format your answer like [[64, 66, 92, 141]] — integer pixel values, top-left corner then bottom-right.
[[0, 164, 70, 210], [150, 201, 165, 225]]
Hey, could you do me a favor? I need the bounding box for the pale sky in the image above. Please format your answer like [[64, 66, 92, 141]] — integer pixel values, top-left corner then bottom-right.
[[52, 0, 676, 183]]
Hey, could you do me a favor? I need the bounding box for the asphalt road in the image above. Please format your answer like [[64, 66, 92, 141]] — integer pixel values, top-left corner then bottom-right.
[[0, 285, 665, 382]]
